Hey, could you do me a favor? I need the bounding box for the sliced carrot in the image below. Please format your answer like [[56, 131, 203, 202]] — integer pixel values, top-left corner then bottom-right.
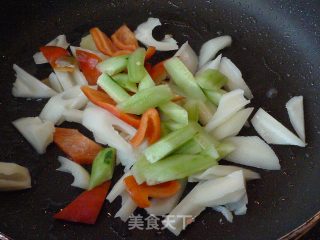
[[145, 46, 156, 61], [76, 49, 102, 85], [81, 86, 141, 128], [90, 27, 118, 56], [111, 24, 138, 51], [123, 175, 180, 208], [150, 61, 167, 84], [130, 108, 161, 147], [54, 181, 111, 224], [40, 46, 70, 68], [53, 128, 102, 165]]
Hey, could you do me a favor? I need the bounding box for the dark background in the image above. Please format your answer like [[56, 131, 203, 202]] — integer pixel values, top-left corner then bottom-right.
[[0, 0, 320, 239]]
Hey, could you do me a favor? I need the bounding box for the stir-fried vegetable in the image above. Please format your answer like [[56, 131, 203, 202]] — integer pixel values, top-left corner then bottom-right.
[[286, 96, 305, 142], [123, 175, 180, 208], [89, 148, 116, 190], [54, 181, 111, 224], [0, 162, 31, 191], [76, 49, 102, 85], [54, 128, 102, 165]]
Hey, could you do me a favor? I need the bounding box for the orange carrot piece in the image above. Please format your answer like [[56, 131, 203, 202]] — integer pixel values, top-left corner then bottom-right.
[[90, 27, 118, 56], [111, 24, 138, 51], [53, 128, 102, 165], [123, 175, 181, 208], [130, 108, 161, 147], [145, 46, 156, 61], [81, 86, 141, 128]]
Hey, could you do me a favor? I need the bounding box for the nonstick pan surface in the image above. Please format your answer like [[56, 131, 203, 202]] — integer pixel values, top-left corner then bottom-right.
[[0, 1, 320, 239]]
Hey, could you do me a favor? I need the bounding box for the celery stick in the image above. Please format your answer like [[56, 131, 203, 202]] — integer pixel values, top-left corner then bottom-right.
[[159, 101, 188, 125], [128, 48, 146, 83], [117, 85, 173, 115], [143, 123, 199, 163], [133, 154, 218, 185], [164, 57, 206, 101], [97, 73, 130, 103], [204, 89, 227, 105], [184, 100, 199, 122], [195, 69, 228, 90], [174, 138, 203, 155], [97, 55, 128, 76], [193, 132, 219, 159], [161, 122, 171, 137], [163, 120, 187, 131], [138, 70, 155, 91], [216, 141, 235, 158], [89, 148, 115, 190], [112, 73, 138, 93]]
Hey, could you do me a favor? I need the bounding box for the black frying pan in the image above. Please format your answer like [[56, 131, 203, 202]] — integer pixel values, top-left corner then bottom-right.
[[0, 0, 320, 239]]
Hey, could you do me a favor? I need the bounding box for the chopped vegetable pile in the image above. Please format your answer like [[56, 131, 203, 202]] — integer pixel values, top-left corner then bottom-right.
[[6, 18, 307, 235]]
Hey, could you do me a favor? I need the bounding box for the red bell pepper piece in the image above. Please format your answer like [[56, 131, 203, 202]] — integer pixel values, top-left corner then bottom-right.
[[54, 181, 111, 224], [76, 49, 102, 85], [150, 61, 167, 84], [145, 46, 156, 61], [123, 176, 180, 208], [81, 86, 141, 128], [130, 108, 161, 147], [40, 46, 70, 68], [53, 128, 102, 165]]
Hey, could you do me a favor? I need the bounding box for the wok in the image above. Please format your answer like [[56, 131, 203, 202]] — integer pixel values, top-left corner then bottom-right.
[[0, 0, 319, 239]]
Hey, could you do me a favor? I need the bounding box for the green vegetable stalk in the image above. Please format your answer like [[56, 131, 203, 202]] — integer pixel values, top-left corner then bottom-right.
[[89, 148, 116, 190], [112, 73, 138, 93], [195, 69, 228, 90], [128, 48, 146, 83], [159, 101, 188, 126], [97, 55, 128, 76]]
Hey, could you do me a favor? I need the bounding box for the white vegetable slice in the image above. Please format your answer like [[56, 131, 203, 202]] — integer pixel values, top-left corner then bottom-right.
[[12, 117, 54, 154], [189, 165, 260, 182], [224, 136, 281, 170], [62, 109, 83, 124], [219, 57, 253, 99], [56, 156, 90, 190], [251, 108, 306, 147], [72, 67, 88, 86], [146, 180, 187, 216], [174, 41, 198, 74], [198, 36, 232, 67], [80, 34, 98, 51], [39, 86, 88, 125], [134, 18, 178, 51], [205, 89, 250, 131], [210, 108, 254, 140], [286, 96, 305, 142], [33, 35, 69, 64], [164, 171, 246, 236], [225, 192, 248, 215], [12, 64, 57, 98], [107, 171, 131, 203], [82, 106, 138, 168], [54, 70, 75, 90], [48, 72, 63, 93], [212, 206, 233, 223], [115, 196, 138, 222], [198, 100, 217, 125], [196, 54, 222, 76], [0, 162, 31, 191]]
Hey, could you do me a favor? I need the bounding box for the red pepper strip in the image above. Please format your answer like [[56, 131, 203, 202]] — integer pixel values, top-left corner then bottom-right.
[[123, 176, 181, 208], [130, 108, 161, 147], [90, 27, 118, 56], [40, 46, 70, 68], [53, 128, 102, 165], [150, 61, 167, 84], [111, 24, 138, 51], [145, 62, 152, 74], [54, 181, 111, 224], [145, 46, 156, 61], [81, 86, 141, 128], [76, 49, 102, 85]]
